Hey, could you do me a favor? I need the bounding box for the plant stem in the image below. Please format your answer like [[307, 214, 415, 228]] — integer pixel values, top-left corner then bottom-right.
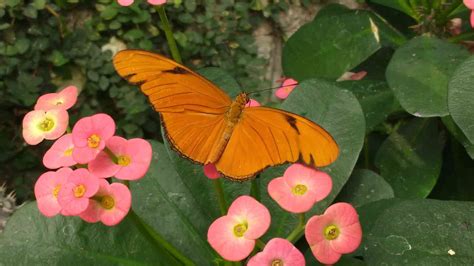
[[213, 179, 228, 215], [286, 213, 305, 243], [156, 6, 182, 63], [104, 147, 119, 164], [256, 239, 266, 250], [129, 209, 194, 265], [250, 177, 260, 201]]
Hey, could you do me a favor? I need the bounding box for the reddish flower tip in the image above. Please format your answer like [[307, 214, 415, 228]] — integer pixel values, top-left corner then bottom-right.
[[275, 78, 298, 100], [203, 164, 221, 179]]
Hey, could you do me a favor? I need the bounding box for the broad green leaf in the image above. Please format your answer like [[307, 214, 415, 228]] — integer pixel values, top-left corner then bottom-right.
[[260, 79, 366, 238], [338, 80, 399, 131], [360, 199, 474, 265], [282, 6, 382, 80], [442, 116, 474, 159], [386, 36, 469, 117], [448, 55, 474, 144], [375, 118, 444, 199], [369, 0, 419, 20], [0, 203, 179, 265], [337, 169, 394, 208], [131, 141, 219, 264]]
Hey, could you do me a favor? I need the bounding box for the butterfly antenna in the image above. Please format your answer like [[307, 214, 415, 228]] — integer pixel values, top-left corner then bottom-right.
[[247, 83, 298, 95]]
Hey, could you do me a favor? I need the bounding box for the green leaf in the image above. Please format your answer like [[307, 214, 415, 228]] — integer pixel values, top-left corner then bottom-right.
[[337, 169, 394, 208], [338, 80, 400, 131], [32, 0, 46, 9], [386, 36, 469, 117], [49, 50, 69, 66], [360, 199, 474, 265], [101, 6, 118, 20], [369, 0, 419, 20], [260, 79, 366, 238], [123, 29, 144, 42], [282, 6, 381, 80], [22, 5, 38, 18], [131, 141, 219, 264], [0, 203, 179, 265], [442, 116, 474, 159], [375, 118, 444, 199], [448, 55, 474, 144]]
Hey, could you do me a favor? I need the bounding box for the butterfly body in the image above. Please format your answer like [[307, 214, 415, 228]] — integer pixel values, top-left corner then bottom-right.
[[114, 50, 339, 180]]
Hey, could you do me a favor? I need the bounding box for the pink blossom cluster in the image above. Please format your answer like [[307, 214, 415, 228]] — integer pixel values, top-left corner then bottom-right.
[[464, 0, 474, 27], [207, 164, 362, 265], [117, 0, 166, 7], [23, 86, 152, 226]]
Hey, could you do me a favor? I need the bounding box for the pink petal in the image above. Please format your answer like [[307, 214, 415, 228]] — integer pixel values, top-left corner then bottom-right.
[[147, 0, 166, 4], [34, 93, 59, 111], [117, 0, 134, 6], [90, 113, 116, 141], [324, 202, 360, 228], [88, 151, 121, 178], [203, 164, 221, 179], [350, 71, 367, 80], [305, 214, 333, 246], [275, 78, 298, 99], [207, 216, 255, 261], [57, 182, 90, 215], [310, 238, 342, 265], [34, 86, 78, 111], [43, 109, 69, 140], [465, 0, 474, 9], [57, 86, 78, 110], [34, 168, 72, 216], [37, 195, 62, 217], [227, 196, 271, 239], [79, 200, 101, 223], [115, 138, 152, 180], [43, 134, 76, 169], [245, 99, 261, 108], [330, 222, 362, 254], [73, 146, 101, 164], [471, 11, 474, 28], [22, 110, 48, 145], [105, 136, 128, 155], [268, 177, 316, 213], [72, 116, 94, 147], [247, 238, 305, 266]]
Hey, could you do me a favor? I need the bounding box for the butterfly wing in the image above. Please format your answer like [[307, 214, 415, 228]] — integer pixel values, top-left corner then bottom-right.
[[113, 50, 231, 163], [215, 107, 339, 180]]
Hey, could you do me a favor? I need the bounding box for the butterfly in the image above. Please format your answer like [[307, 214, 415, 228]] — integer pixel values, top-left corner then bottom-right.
[[113, 50, 339, 181]]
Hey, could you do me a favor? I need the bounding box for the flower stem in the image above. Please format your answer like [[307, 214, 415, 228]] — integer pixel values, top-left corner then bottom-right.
[[250, 177, 260, 201], [156, 5, 182, 63], [129, 209, 194, 265], [286, 213, 306, 243], [213, 179, 228, 215], [256, 239, 266, 250], [104, 147, 118, 164]]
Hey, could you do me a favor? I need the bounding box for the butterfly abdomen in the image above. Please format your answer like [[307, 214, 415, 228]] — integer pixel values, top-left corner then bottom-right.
[[207, 92, 249, 163]]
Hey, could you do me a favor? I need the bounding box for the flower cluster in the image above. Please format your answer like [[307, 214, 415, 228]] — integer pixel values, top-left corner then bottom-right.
[[207, 164, 362, 264], [23, 86, 152, 226], [464, 0, 474, 27], [117, 0, 166, 7]]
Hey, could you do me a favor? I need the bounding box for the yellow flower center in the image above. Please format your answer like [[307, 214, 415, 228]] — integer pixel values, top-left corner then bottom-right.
[[233, 222, 248, 238], [271, 259, 284, 266], [87, 134, 101, 148], [63, 147, 73, 156], [37, 117, 55, 132], [291, 184, 307, 196], [324, 225, 340, 240], [117, 155, 131, 166], [52, 184, 61, 198], [100, 195, 115, 209], [73, 184, 86, 198]]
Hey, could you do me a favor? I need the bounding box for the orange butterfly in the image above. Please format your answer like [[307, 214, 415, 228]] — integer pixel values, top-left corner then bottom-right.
[[113, 50, 339, 180]]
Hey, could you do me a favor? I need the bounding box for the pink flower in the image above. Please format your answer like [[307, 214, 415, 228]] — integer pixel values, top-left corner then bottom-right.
[[34, 167, 73, 217], [247, 238, 305, 266], [207, 196, 271, 261], [275, 78, 298, 99], [80, 179, 132, 226], [88, 136, 152, 180], [72, 113, 116, 164], [268, 164, 332, 213], [57, 168, 100, 216], [464, 0, 474, 9], [245, 99, 261, 107], [117, 0, 166, 6], [43, 134, 76, 169], [305, 202, 362, 265], [22, 109, 69, 145], [203, 164, 221, 179], [34, 86, 78, 111]]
